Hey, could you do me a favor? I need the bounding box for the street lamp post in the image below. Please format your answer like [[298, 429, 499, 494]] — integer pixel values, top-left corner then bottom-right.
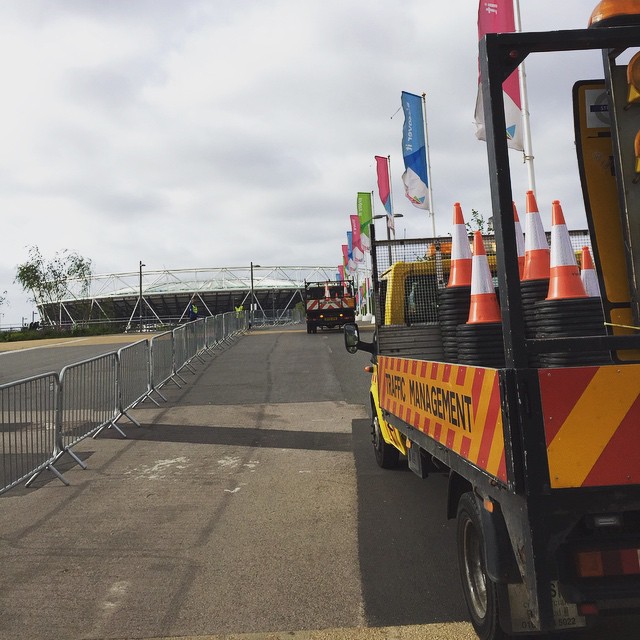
[[139, 260, 145, 332], [250, 262, 261, 327]]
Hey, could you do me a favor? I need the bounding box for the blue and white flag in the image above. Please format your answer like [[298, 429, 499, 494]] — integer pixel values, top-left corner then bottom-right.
[[401, 91, 430, 211]]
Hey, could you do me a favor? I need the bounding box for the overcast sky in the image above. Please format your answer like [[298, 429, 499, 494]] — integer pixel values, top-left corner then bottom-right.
[[0, 0, 607, 324]]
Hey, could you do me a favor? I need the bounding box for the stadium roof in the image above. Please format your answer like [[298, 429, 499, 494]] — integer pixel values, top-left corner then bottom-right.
[[36, 265, 340, 326]]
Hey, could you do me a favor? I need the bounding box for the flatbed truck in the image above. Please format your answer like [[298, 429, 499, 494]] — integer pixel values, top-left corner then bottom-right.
[[304, 279, 355, 333], [345, 6, 640, 638]]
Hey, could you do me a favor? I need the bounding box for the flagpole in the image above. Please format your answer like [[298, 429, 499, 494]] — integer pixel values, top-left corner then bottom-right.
[[421, 93, 437, 237], [513, 0, 536, 195]]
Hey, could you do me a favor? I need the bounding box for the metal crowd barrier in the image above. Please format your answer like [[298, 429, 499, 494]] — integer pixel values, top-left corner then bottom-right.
[[117, 339, 151, 421], [150, 330, 174, 398], [58, 353, 120, 444], [0, 373, 61, 495], [0, 308, 294, 495]]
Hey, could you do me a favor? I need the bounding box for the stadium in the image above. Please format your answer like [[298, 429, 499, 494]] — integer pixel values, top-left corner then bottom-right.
[[35, 265, 339, 329]]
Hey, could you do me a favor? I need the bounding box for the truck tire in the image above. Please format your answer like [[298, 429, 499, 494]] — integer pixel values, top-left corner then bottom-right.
[[457, 492, 506, 640], [372, 414, 399, 469]]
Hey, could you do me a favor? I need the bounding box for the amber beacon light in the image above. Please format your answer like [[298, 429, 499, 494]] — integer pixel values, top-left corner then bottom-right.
[[589, 0, 640, 27]]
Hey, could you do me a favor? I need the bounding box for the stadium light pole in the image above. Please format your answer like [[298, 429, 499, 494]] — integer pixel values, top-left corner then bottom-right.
[[250, 262, 261, 327], [139, 260, 145, 332]]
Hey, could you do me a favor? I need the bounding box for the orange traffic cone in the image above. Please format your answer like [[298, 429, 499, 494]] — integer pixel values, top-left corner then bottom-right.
[[467, 231, 501, 323], [522, 190, 550, 281], [513, 201, 525, 278], [580, 246, 601, 297], [448, 202, 472, 287], [547, 200, 587, 300]]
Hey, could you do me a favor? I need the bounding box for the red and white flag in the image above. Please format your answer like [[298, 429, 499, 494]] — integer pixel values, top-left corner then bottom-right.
[[474, 1, 523, 151]]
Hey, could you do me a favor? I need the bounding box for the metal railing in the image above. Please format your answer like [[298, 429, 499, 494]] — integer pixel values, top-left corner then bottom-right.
[[0, 373, 60, 494], [0, 308, 267, 496]]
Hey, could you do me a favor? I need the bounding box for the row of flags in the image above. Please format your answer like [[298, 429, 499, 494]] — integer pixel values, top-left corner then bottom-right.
[[338, 0, 529, 285]]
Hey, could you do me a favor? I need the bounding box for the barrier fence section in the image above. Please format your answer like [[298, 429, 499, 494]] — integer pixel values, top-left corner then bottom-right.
[[0, 373, 60, 496], [150, 330, 174, 398], [173, 324, 189, 379], [117, 339, 151, 423], [0, 307, 300, 495], [58, 353, 120, 446]]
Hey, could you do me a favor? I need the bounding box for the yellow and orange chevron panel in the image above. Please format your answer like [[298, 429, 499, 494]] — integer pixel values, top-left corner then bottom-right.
[[378, 356, 507, 483], [539, 364, 640, 489]]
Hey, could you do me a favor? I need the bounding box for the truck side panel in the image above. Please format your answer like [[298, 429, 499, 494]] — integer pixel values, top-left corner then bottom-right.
[[370, 368, 407, 456], [378, 355, 507, 485], [539, 363, 640, 488]]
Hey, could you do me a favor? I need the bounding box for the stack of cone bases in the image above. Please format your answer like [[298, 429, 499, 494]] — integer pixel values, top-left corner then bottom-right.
[[438, 203, 472, 363], [534, 201, 610, 367], [520, 191, 550, 367], [581, 246, 601, 297], [456, 232, 505, 368]]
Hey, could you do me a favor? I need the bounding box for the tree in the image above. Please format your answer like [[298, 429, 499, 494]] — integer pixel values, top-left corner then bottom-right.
[[15, 247, 92, 326], [465, 209, 487, 234]]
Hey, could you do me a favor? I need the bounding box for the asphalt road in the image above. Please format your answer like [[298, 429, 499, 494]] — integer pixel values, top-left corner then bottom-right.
[[1, 326, 639, 640], [0, 333, 154, 385]]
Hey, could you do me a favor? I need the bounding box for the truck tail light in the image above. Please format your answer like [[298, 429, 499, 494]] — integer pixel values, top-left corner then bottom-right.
[[578, 603, 599, 616], [575, 548, 640, 578]]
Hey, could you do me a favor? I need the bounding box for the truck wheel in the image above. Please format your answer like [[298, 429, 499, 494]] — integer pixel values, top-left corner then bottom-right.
[[457, 493, 506, 640], [372, 414, 399, 469], [306, 323, 312, 334]]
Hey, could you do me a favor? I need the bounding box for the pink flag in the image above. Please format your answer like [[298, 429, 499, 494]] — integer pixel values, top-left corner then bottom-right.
[[338, 265, 345, 281], [350, 215, 364, 263], [375, 155, 394, 232], [475, 1, 523, 150]]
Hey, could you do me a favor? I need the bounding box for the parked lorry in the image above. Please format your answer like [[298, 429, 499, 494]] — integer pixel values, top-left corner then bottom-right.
[[345, 5, 640, 638], [304, 279, 355, 333]]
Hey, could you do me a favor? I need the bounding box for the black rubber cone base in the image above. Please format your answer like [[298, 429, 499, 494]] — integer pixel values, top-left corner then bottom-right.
[[456, 323, 505, 368]]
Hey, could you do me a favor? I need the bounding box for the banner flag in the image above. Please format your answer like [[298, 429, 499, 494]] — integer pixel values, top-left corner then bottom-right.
[[375, 155, 395, 232], [338, 265, 344, 281], [474, 1, 523, 150], [346, 231, 356, 274], [350, 214, 365, 263], [357, 192, 373, 251], [401, 92, 430, 211]]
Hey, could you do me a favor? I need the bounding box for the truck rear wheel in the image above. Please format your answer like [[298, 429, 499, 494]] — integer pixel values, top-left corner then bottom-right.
[[372, 414, 399, 469], [457, 493, 506, 640]]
